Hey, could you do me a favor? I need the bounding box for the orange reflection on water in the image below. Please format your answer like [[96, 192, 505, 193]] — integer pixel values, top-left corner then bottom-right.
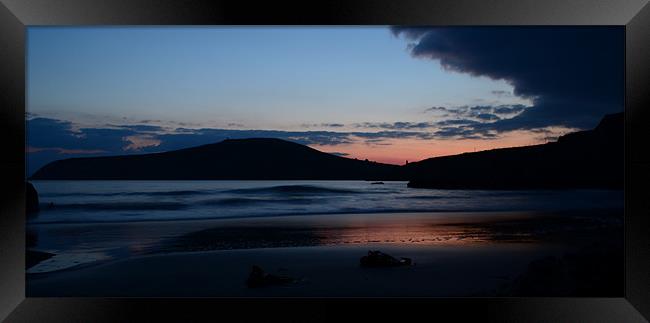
[[293, 212, 538, 246], [315, 223, 530, 246]]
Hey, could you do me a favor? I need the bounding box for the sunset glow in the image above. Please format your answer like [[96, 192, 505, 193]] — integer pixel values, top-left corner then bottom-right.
[[26, 26, 622, 175]]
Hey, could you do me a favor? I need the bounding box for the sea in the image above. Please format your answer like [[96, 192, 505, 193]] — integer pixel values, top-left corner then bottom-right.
[[29, 180, 623, 224], [27, 180, 623, 273]]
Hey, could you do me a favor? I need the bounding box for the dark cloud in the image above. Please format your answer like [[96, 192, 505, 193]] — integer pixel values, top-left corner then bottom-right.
[[475, 113, 500, 121], [321, 123, 345, 127], [328, 152, 350, 157], [111, 124, 166, 132], [493, 105, 527, 115], [425, 104, 527, 120], [355, 121, 433, 130], [491, 90, 512, 97], [139, 119, 162, 124], [300, 123, 346, 128], [26, 117, 444, 176], [362, 138, 394, 146], [27, 118, 132, 153], [26, 118, 141, 176], [285, 133, 354, 146], [425, 106, 448, 112], [351, 131, 435, 140], [434, 119, 480, 126], [434, 126, 498, 140], [469, 106, 493, 113], [392, 26, 623, 131]]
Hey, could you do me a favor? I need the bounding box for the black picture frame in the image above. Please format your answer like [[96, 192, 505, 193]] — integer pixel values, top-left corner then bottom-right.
[[1, 0, 649, 321]]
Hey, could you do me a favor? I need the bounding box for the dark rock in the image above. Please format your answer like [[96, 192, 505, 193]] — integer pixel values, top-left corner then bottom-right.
[[26, 250, 55, 269], [360, 250, 412, 268], [246, 265, 296, 288], [26, 181, 39, 216], [26, 229, 38, 248]]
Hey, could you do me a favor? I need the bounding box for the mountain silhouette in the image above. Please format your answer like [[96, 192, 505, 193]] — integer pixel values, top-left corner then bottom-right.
[[30, 113, 623, 189], [404, 112, 623, 189], [30, 138, 401, 180]]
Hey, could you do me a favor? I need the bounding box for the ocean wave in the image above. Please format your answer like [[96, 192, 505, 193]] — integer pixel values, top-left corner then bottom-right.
[[407, 195, 466, 200], [200, 197, 317, 206], [41, 190, 211, 198], [223, 185, 360, 195], [145, 190, 211, 196], [41, 201, 188, 211]]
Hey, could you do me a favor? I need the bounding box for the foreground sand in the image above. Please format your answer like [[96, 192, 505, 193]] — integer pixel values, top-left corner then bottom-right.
[[26, 209, 622, 297], [28, 243, 571, 297]]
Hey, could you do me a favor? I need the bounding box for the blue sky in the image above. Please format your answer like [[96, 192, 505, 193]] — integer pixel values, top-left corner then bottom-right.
[[27, 27, 525, 129], [26, 26, 623, 176]]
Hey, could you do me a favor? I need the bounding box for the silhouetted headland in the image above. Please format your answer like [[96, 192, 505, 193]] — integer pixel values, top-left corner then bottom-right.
[[30, 138, 401, 180], [405, 112, 622, 189], [30, 113, 622, 189]]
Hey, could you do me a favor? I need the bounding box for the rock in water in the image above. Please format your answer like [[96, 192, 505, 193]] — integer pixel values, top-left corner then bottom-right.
[[246, 265, 296, 288], [26, 181, 39, 216], [360, 250, 412, 267]]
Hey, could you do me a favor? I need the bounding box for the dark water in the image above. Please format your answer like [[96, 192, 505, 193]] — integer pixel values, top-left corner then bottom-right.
[[30, 180, 622, 224], [26, 180, 623, 273]]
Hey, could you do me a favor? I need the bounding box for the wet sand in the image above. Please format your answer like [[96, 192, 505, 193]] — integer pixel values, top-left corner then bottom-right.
[[26, 209, 623, 297]]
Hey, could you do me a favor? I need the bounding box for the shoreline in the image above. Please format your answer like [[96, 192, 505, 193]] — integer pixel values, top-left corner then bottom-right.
[[26, 208, 623, 296], [27, 209, 622, 272]]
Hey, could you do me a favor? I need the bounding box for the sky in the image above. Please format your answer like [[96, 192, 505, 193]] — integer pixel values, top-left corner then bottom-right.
[[26, 26, 623, 176]]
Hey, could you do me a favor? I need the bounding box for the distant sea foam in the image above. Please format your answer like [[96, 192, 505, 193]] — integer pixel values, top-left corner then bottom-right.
[[29, 180, 623, 225]]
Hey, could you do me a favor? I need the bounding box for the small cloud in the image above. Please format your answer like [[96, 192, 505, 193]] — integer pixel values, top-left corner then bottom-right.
[[491, 90, 512, 97], [321, 123, 345, 128], [493, 105, 527, 115], [26, 146, 106, 154], [425, 106, 448, 113], [116, 124, 166, 133], [123, 134, 161, 151], [470, 106, 493, 112], [475, 113, 500, 121], [300, 123, 346, 128], [364, 138, 393, 146], [433, 125, 500, 140], [434, 119, 480, 126], [354, 121, 433, 130]]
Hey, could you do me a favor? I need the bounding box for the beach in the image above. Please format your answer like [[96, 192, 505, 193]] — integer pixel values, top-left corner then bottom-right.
[[27, 209, 623, 297], [23, 25, 626, 303], [27, 244, 563, 297]]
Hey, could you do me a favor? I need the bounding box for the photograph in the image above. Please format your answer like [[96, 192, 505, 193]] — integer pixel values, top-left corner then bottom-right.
[[25, 26, 624, 297]]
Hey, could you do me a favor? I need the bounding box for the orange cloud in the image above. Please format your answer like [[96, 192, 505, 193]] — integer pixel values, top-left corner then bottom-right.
[[123, 135, 161, 151], [310, 129, 564, 165]]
